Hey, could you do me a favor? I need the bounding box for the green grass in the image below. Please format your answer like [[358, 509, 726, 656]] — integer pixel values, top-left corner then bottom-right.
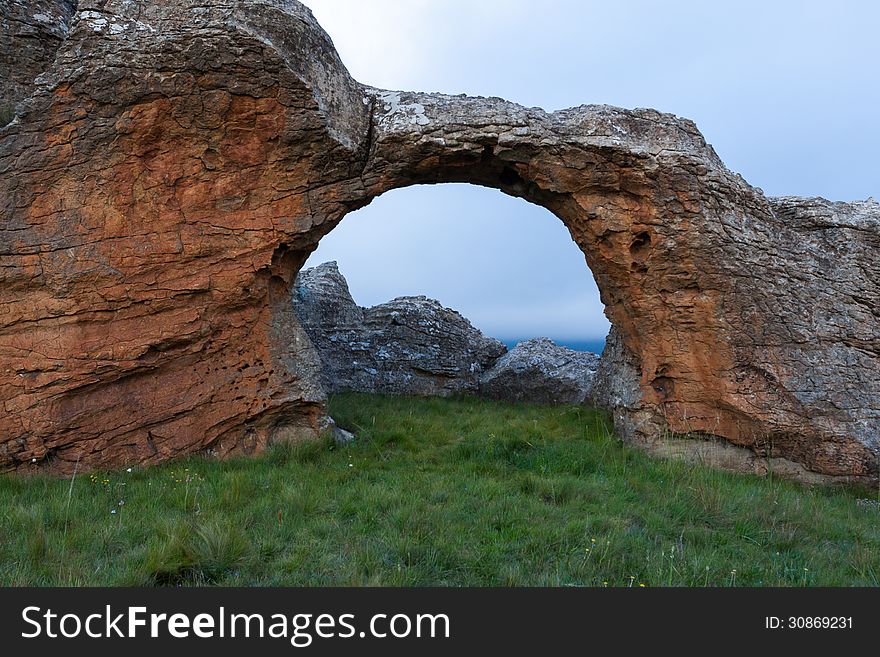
[[1, 394, 877, 586]]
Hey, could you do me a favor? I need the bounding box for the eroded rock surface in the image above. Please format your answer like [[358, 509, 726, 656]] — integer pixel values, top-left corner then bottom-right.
[[293, 262, 506, 396], [1, 0, 877, 483], [480, 338, 600, 405], [0, 0, 77, 120]]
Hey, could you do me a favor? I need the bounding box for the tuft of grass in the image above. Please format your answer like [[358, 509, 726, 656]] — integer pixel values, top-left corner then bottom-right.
[[143, 518, 252, 586], [0, 393, 877, 586]]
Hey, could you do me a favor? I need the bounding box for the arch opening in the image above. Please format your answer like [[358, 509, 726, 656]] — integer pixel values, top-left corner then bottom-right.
[[308, 183, 609, 349]]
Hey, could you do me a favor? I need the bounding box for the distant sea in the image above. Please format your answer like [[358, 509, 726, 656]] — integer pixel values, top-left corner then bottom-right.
[[500, 337, 606, 355]]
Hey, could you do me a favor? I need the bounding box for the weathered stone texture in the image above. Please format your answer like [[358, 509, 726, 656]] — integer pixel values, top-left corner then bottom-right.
[[293, 261, 506, 396], [480, 338, 600, 405], [0, 0, 78, 119], [1, 0, 877, 483]]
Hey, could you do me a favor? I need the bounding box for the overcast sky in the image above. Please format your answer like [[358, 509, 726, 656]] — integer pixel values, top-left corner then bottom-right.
[[302, 0, 879, 344]]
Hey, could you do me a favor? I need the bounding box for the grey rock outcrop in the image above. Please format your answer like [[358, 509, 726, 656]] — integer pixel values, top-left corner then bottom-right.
[[293, 262, 506, 396], [480, 338, 600, 404], [294, 262, 607, 405]]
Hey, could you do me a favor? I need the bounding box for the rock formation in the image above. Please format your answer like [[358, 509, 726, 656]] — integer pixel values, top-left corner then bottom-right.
[[480, 338, 600, 405], [293, 261, 506, 396], [1, 0, 877, 484], [293, 261, 602, 404]]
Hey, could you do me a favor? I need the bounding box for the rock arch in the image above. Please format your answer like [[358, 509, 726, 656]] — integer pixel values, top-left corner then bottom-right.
[[0, 0, 877, 483]]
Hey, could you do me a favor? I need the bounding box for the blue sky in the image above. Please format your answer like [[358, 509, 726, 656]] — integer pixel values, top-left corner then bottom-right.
[[303, 0, 879, 343]]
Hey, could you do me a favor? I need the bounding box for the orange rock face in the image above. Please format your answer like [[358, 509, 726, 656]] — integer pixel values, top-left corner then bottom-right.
[[1, 1, 877, 483]]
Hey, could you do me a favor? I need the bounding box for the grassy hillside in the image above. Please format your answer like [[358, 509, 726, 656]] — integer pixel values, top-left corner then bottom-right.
[[1, 394, 877, 586]]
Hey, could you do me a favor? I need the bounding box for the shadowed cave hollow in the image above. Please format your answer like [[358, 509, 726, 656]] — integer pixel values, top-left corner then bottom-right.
[[294, 183, 612, 402]]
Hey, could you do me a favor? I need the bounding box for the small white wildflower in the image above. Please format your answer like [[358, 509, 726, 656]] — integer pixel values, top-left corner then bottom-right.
[[110, 509, 117, 515], [126, 467, 132, 473], [31, 458, 37, 463]]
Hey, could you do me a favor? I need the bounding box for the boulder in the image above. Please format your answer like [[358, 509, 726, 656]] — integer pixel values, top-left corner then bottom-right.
[[293, 262, 506, 396], [480, 338, 600, 405], [360, 295, 508, 396]]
